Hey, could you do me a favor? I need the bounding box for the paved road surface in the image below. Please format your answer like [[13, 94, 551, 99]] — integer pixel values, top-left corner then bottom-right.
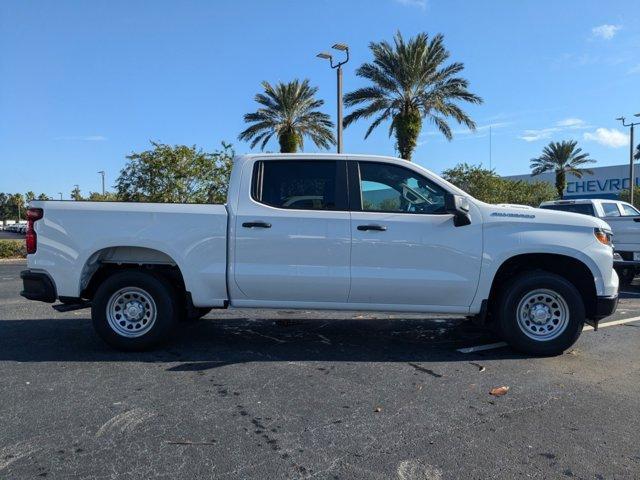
[[1, 261, 639, 479]]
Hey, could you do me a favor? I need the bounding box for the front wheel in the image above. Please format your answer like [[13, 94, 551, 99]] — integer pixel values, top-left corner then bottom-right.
[[494, 271, 585, 356], [91, 270, 178, 351]]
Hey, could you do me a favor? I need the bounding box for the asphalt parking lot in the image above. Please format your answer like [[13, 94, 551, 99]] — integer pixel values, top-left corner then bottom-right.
[[1, 261, 640, 479]]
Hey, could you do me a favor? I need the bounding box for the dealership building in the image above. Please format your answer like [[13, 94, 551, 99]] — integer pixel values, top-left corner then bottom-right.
[[506, 163, 636, 200]]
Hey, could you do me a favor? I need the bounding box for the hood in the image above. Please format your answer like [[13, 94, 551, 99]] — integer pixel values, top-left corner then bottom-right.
[[478, 202, 611, 230]]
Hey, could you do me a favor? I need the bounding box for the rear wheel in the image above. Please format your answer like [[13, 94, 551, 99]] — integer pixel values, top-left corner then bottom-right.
[[494, 271, 585, 356], [92, 270, 178, 351]]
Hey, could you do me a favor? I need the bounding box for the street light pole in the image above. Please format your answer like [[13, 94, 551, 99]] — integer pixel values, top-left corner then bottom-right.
[[98, 171, 105, 195], [617, 114, 640, 205], [317, 43, 349, 153], [58, 192, 63, 200]]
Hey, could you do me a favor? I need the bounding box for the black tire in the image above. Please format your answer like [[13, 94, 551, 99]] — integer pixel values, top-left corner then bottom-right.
[[91, 270, 178, 351], [615, 267, 635, 287], [494, 271, 585, 356]]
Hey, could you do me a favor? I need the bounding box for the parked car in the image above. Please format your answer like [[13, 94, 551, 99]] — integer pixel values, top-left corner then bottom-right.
[[539, 199, 640, 286], [20, 154, 618, 355]]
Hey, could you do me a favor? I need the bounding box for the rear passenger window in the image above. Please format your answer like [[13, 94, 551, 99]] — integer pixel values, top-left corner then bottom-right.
[[602, 203, 621, 217], [252, 160, 347, 210]]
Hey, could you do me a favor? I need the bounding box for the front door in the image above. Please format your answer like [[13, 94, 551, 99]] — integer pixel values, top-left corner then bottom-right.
[[348, 160, 482, 308], [233, 158, 351, 303]]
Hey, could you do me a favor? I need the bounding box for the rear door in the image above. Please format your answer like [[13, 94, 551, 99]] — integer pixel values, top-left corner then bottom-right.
[[348, 160, 482, 308], [233, 159, 351, 303], [601, 201, 640, 253]]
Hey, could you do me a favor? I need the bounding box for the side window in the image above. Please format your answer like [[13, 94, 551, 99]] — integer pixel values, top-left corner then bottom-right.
[[358, 162, 447, 214], [601, 202, 621, 217], [252, 160, 347, 210], [620, 203, 640, 216]]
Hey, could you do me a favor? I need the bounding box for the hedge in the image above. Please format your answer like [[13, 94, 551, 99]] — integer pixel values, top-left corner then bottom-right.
[[0, 240, 26, 259]]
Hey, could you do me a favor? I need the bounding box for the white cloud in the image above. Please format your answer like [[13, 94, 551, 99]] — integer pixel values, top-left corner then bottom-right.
[[394, 0, 427, 9], [556, 118, 588, 129], [518, 118, 590, 142], [628, 64, 640, 75], [583, 128, 628, 148], [591, 24, 621, 40], [519, 128, 558, 142], [55, 135, 107, 141]]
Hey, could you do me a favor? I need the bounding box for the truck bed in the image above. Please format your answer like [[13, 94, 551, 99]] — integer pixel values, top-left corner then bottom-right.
[[28, 200, 229, 307]]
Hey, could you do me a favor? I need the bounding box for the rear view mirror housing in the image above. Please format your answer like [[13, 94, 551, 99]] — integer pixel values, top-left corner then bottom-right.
[[444, 193, 471, 227]]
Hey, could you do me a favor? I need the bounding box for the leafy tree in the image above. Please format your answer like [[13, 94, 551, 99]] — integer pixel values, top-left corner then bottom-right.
[[343, 31, 482, 161], [635, 143, 640, 161], [442, 163, 557, 206], [530, 140, 595, 198], [619, 187, 640, 209], [239, 79, 335, 153], [71, 186, 83, 201], [0, 193, 8, 225], [116, 141, 234, 204], [87, 191, 120, 201], [7, 194, 25, 221]]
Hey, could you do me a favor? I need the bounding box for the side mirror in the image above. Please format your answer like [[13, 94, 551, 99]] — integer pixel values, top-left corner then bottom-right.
[[444, 193, 471, 227]]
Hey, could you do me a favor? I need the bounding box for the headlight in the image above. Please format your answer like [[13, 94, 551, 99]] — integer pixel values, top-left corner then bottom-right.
[[594, 228, 613, 247]]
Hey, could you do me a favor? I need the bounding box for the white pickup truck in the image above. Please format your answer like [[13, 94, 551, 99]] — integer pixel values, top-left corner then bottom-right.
[[540, 199, 640, 285], [20, 154, 619, 355]]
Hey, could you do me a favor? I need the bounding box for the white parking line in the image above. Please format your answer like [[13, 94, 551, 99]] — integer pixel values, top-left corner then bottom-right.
[[457, 316, 640, 353], [457, 342, 508, 353], [582, 315, 640, 331]]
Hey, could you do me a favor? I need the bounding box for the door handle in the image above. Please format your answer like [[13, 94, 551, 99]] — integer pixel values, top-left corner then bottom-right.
[[357, 224, 387, 231], [242, 221, 272, 228]]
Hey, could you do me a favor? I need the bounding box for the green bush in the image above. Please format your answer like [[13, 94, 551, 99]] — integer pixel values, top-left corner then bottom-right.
[[0, 240, 26, 258], [442, 163, 558, 207]]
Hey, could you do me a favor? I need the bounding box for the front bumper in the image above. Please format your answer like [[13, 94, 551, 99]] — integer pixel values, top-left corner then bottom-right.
[[593, 294, 618, 320], [20, 270, 57, 303]]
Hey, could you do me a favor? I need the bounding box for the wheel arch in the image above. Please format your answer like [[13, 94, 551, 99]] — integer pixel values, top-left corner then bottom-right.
[[79, 246, 187, 302], [487, 253, 598, 320]]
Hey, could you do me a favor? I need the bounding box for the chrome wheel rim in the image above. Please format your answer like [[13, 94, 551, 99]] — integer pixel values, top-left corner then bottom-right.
[[516, 288, 569, 341], [106, 287, 157, 338]]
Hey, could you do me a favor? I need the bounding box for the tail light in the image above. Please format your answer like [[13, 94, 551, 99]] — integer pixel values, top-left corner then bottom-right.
[[26, 208, 43, 254]]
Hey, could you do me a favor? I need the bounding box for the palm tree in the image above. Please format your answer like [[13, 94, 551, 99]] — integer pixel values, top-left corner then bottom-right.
[[634, 143, 639, 161], [343, 31, 483, 161], [239, 79, 335, 153], [530, 140, 595, 198]]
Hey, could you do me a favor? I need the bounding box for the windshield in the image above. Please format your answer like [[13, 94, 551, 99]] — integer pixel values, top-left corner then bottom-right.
[[539, 203, 595, 217]]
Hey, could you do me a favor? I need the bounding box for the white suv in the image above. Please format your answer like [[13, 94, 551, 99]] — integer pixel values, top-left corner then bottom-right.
[[540, 199, 640, 285]]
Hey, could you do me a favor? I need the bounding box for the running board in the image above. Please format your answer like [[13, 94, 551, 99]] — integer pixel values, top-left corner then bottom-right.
[[52, 301, 91, 312]]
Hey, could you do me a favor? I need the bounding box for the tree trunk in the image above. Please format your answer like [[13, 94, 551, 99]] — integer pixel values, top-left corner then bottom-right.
[[555, 170, 566, 198], [394, 111, 422, 161], [278, 129, 299, 153]]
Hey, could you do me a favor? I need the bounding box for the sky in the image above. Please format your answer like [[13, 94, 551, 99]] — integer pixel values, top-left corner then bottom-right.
[[1, 0, 639, 198]]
